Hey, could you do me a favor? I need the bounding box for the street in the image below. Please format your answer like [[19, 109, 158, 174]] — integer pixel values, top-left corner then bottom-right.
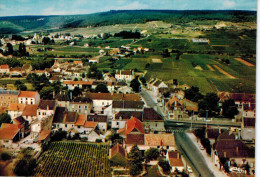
[[140, 88, 165, 117], [175, 131, 215, 177]]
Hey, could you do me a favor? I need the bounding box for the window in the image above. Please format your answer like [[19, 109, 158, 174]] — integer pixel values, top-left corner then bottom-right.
[[85, 106, 87, 109], [78, 126, 80, 128], [39, 112, 41, 115], [157, 146, 160, 149], [31, 101, 33, 104], [155, 123, 157, 127], [102, 102, 104, 105], [166, 146, 169, 149], [116, 122, 119, 125], [79, 106, 81, 109], [65, 124, 67, 128]]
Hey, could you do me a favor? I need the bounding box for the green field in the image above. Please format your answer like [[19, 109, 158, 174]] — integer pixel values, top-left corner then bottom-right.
[[34, 141, 110, 177]]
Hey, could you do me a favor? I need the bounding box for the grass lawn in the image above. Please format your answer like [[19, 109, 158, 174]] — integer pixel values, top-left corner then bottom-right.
[[144, 165, 163, 177]]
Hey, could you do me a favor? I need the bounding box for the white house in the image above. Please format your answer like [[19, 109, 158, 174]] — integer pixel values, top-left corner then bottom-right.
[[22, 104, 38, 123], [37, 100, 56, 120], [167, 151, 184, 173], [18, 91, 40, 105], [87, 114, 108, 132], [0, 65, 10, 74], [115, 70, 134, 82], [151, 80, 168, 96], [7, 103, 25, 120]]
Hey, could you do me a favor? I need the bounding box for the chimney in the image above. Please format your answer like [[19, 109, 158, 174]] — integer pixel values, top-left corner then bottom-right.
[[177, 152, 180, 159], [47, 105, 49, 110], [224, 151, 226, 158], [236, 146, 239, 153], [70, 92, 72, 100]]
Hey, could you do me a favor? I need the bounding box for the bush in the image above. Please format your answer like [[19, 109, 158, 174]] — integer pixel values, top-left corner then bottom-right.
[[96, 139, 103, 143], [158, 158, 171, 173], [1, 152, 11, 161]]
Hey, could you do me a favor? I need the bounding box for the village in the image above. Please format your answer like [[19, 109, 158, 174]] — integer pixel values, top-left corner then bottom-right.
[[0, 9, 257, 177]]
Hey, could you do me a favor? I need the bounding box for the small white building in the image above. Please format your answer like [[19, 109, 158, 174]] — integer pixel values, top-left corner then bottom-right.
[[37, 100, 57, 120], [18, 91, 40, 105], [7, 103, 25, 120], [115, 70, 134, 82]]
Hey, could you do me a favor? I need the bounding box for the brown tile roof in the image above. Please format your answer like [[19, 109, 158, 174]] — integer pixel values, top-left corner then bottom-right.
[[53, 107, 66, 123], [72, 97, 92, 103], [144, 134, 175, 146], [112, 100, 144, 109], [167, 97, 183, 109], [84, 121, 98, 128], [22, 104, 38, 116], [143, 108, 164, 122], [86, 93, 113, 100], [18, 91, 38, 98], [125, 117, 145, 135], [115, 111, 142, 120], [126, 134, 144, 145], [38, 130, 51, 141], [63, 81, 93, 85], [218, 131, 236, 140], [13, 116, 27, 125], [75, 114, 86, 126], [122, 94, 140, 101], [74, 60, 83, 65], [215, 140, 254, 158], [243, 104, 256, 111], [230, 93, 255, 104], [110, 143, 127, 158], [207, 129, 220, 139], [64, 112, 77, 123], [0, 123, 23, 140], [7, 103, 25, 111], [116, 70, 132, 75], [38, 100, 56, 110], [168, 151, 184, 167], [87, 114, 107, 122], [182, 99, 198, 112], [243, 118, 255, 127]]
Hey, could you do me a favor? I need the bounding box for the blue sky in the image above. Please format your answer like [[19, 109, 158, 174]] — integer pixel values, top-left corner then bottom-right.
[[0, 0, 257, 16]]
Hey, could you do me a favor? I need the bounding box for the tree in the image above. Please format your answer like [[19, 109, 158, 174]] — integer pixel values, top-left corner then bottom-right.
[[173, 79, 178, 86], [95, 83, 109, 93], [199, 93, 220, 117], [162, 49, 170, 57], [222, 99, 239, 118], [128, 143, 143, 176], [42, 37, 51, 45], [82, 72, 86, 78], [40, 86, 54, 100], [0, 113, 11, 126], [223, 162, 230, 173], [1, 152, 11, 161], [14, 159, 28, 176], [144, 148, 159, 162], [176, 51, 183, 60], [140, 77, 146, 85], [72, 87, 82, 97], [130, 78, 141, 93], [245, 162, 250, 174], [6, 43, 13, 55], [17, 84, 27, 91], [184, 86, 203, 102], [158, 158, 171, 173]]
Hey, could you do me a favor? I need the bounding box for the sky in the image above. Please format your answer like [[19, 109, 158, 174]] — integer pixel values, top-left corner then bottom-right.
[[0, 0, 257, 16]]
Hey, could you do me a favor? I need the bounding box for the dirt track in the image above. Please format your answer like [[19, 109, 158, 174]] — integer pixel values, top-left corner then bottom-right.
[[234, 58, 255, 66], [213, 65, 236, 79], [207, 64, 215, 71]]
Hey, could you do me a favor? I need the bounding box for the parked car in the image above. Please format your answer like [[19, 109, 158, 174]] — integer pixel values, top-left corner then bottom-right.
[[200, 146, 204, 150], [187, 167, 193, 173]]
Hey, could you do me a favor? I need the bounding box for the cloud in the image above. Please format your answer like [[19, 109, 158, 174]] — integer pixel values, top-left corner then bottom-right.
[[223, 0, 236, 8], [0, 4, 6, 9], [112, 1, 149, 10]]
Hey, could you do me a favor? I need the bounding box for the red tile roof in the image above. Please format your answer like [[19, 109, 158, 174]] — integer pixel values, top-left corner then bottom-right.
[[63, 81, 93, 85], [38, 130, 51, 141], [243, 118, 255, 127], [0, 123, 23, 140], [22, 104, 38, 116], [126, 134, 144, 145], [110, 143, 127, 158], [74, 61, 83, 64], [125, 117, 145, 135], [75, 114, 87, 126], [84, 121, 98, 128], [144, 134, 175, 146], [7, 103, 25, 111], [168, 151, 184, 167], [0, 65, 9, 69], [18, 91, 38, 98]]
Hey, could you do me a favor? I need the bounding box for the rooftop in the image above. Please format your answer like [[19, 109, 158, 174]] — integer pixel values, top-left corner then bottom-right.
[[7, 103, 25, 111], [145, 134, 175, 146], [38, 100, 56, 110], [18, 91, 38, 98], [22, 104, 38, 116], [0, 123, 23, 140]]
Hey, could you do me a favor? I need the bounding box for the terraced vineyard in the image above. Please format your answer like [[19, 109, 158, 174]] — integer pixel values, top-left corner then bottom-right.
[[34, 142, 110, 177]]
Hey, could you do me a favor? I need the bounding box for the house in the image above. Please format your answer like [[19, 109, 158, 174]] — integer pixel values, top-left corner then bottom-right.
[[30, 119, 42, 139], [37, 100, 56, 120], [212, 131, 255, 171], [18, 91, 40, 105], [206, 128, 220, 145], [37, 130, 51, 143], [241, 117, 255, 141], [165, 97, 183, 120], [0, 90, 19, 107], [52, 108, 78, 131], [55, 91, 71, 108], [87, 114, 107, 131], [62, 81, 93, 90], [7, 103, 25, 120], [167, 151, 184, 173], [110, 143, 128, 167], [73, 60, 83, 66], [69, 97, 93, 114], [192, 38, 210, 44], [103, 73, 116, 82], [115, 70, 134, 82], [112, 108, 165, 133], [152, 80, 168, 96], [112, 100, 144, 113], [0, 64, 10, 74], [22, 104, 38, 123], [118, 117, 145, 139], [0, 123, 24, 148]]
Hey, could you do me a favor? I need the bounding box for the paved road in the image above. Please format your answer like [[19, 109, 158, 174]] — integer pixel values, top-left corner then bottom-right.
[[140, 89, 165, 117], [175, 132, 215, 177]]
